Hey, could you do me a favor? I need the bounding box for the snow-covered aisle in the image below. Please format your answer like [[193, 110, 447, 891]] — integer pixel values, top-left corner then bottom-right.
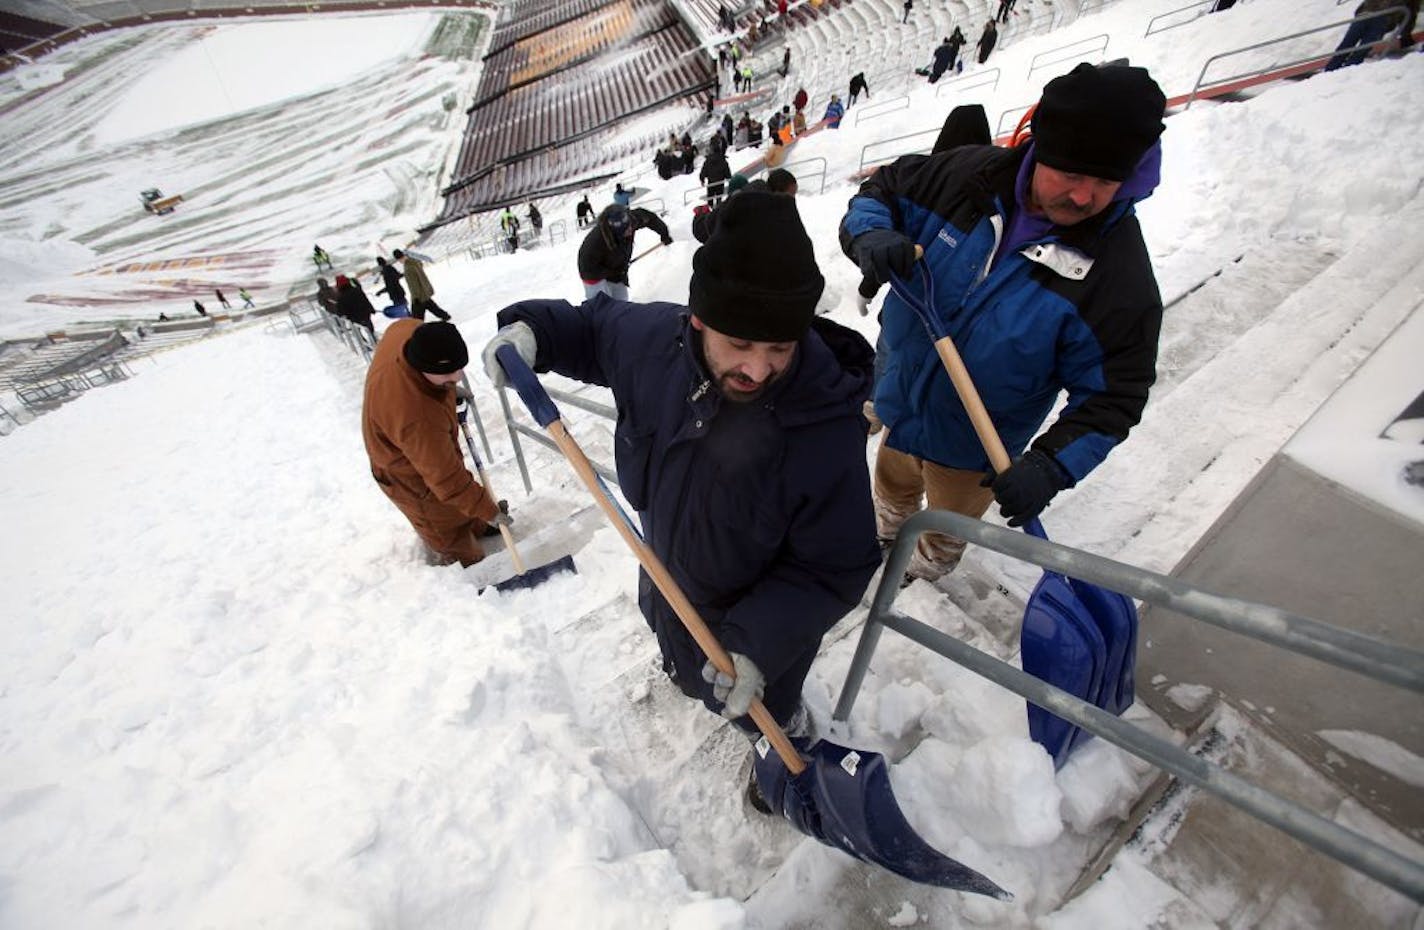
[[0, 326, 748, 926]]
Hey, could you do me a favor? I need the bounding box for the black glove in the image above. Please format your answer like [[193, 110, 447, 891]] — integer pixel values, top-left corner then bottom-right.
[[982, 449, 1068, 528], [490, 499, 513, 528], [455, 397, 468, 424], [661, 235, 673, 246], [853, 228, 917, 288]]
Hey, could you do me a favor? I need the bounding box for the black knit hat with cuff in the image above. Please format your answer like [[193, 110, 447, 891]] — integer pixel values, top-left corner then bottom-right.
[[1031, 62, 1166, 182], [688, 190, 824, 343], [403, 321, 469, 374]]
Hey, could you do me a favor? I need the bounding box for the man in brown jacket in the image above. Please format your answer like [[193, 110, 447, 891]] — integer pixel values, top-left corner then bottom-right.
[[392, 249, 451, 321], [362, 319, 507, 565]]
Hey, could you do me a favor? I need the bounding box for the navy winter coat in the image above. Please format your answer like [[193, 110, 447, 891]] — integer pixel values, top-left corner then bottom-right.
[[496, 295, 880, 723], [840, 143, 1163, 483]]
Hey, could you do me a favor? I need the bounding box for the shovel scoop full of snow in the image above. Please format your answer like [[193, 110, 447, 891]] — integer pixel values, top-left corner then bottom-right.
[[753, 736, 1012, 898]]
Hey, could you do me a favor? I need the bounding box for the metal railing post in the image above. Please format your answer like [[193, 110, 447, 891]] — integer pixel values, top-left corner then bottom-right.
[[498, 387, 534, 494], [1186, 8, 1409, 108], [875, 606, 1424, 903], [832, 508, 1424, 902]]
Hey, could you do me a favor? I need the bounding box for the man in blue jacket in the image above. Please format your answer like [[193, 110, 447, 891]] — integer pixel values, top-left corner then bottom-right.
[[842, 62, 1167, 583], [483, 192, 880, 804]]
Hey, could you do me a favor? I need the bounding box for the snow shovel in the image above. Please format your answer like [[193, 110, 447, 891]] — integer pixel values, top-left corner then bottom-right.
[[886, 261, 1138, 768], [495, 344, 1010, 899], [629, 242, 664, 263], [456, 410, 575, 593]]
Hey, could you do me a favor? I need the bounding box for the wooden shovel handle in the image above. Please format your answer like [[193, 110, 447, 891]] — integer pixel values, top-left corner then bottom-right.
[[546, 420, 807, 775], [930, 335, 1013, 474], [902, 244, 1013, 472], [459, 419, 526, 574], [630, 242, 664, 263]]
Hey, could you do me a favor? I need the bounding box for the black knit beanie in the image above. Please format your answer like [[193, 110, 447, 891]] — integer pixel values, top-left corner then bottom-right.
[[1032, 63, 1165, 182], [688, 190, 823, 342], [403, 321, 468, 374]]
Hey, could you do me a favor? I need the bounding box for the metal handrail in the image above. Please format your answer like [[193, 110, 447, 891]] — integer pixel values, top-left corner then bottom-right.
[[858, 127, 938, 172], [1010, 6, 1066, 42], [779, 155, 827, 194], [934, 67, 1001, 100], [832, 509, 1424, 902], [1186, 8, 1409, 108], [866, 510, 1424, 690], [544, 384, 616, 420], [0, 397, 19, 432], [1077, 0, 1129, 15], [852, 94, 910, 127], [1026, 33, 1109, 80], [1145, 0, 1226, 38], [497, 382, 618, 493], [630, 196, 667, 215], [995, 103, 1033, 137]]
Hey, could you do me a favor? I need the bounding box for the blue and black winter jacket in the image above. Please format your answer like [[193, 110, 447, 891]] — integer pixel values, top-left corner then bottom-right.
[[840, 143, 1163, 483], [496, 295, 881, 719]]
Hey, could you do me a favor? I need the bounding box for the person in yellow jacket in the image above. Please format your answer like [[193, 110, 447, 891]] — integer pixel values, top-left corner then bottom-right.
[[362, 319, 509, 566]]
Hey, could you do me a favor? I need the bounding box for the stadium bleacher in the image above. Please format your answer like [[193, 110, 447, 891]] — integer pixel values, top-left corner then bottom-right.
[[429, 0, 715, 228], [424, 0, 1118, 242], [0, 10, 68, 51]]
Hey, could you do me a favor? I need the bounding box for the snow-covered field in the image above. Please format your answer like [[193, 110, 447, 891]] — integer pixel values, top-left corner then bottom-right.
[[1, 1, 1421, 927]]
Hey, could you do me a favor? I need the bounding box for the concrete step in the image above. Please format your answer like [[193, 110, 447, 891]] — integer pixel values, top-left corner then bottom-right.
[[1079, 703, 1424, 929]]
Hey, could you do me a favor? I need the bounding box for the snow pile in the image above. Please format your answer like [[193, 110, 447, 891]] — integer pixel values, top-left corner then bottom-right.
[[11, 62, 65, 91]]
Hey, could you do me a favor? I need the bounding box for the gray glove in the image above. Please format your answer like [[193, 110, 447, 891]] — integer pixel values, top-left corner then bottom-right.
[[701, 652, 765, 719], [481, 321, 538, 388]]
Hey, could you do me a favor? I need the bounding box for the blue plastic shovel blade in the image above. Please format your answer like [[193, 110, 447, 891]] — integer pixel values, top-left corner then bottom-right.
[[489, 553, 577, 593], [1022, 570, 1107, 768], [753, 738, 1012, 898], [1068, 576, 1138, 715]]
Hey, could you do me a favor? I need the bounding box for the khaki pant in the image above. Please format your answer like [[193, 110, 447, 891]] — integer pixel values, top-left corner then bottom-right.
[[379, 482, 487, 567], [874, 439, 995, 581]]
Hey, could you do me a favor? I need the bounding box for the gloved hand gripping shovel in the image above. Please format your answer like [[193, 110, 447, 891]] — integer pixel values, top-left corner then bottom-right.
[[496, 345, 1010, 898], [885, 260, 1137, 768], [456, 389, 575, 593]]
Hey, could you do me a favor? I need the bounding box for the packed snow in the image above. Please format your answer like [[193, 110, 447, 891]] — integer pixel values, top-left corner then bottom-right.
[[1, 1, 1421, 928]]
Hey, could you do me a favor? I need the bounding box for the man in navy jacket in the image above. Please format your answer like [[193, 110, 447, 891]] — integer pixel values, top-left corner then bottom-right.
[[484, 191, 880, 763], [842, 63, 1167, 582]]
